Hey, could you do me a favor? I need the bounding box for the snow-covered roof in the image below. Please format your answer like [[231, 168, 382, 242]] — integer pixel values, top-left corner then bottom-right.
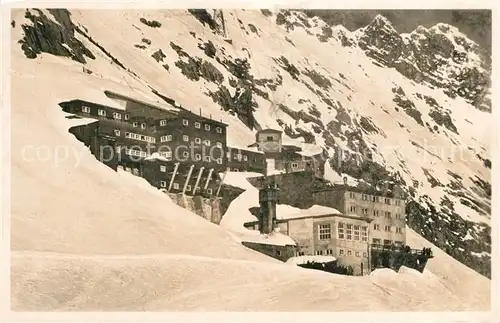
[[280, 138, 324, 157], [144, 152, 170, 162], [227, 143, 265, 155], [278, 205, 341, 220], [235, 230, 297, 246], [104, 89, 181, 114], [63, 114, 99, 128], [286, 255, 337, 265]]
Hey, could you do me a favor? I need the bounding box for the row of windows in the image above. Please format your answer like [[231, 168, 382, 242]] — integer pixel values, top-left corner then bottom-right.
[[337, 223, 368, 242], [227, 152, 248, 161], [160, 135, 173, 142], [314, 249, 334, 256], [349, 192, 402, 206], [348, 206, 403, 219], [81, 106, 223, 134], [372, 239, 404, 246], [159, 134, 223, 148], [83, 106, 134, 123], [373, 224, 404, 233], [339, 249, 368, 258], [124, 148, 148, 158], [157, 153, 223, 164], [159, 181, 213, 194], [300, 249, 368, 258], [317, 223, 369, 242], [179, 119, 223, 134], [120, 131, 156, 143]]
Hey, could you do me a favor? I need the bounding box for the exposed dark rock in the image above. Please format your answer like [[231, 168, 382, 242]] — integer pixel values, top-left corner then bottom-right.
[[208, 85, 257, 130], [134, 44, 147, 49], [171, 42, 224, 84], [277, 104, 324, 130], [357, 15, 491, 111], [162, 64, 169, 71], [248, 23, 259, 35], [19, 9, 95, 63], [276, 12, 286, 25], [302, 68, 332, 90], [151, 49, 166, 62], [141, 38, 151, 45], [359, 116, 382, 136], [140, 17, 161, 28], [295, 13, 311, 28], [254, 75, 282, 92], [422, 168, 444, 188], [199, 40, 216, 58], [428, 108, 459, 134], [470, 175, 491, 198], [317, 26, 333, 42], [406, 197, 491, 278], [188, 9, 218, 30], [260, 9, 273, 17], [273, 56, 301, 80], [285, 37, 295, 46], [11, 20, 15, 28], [393, 92, 423, 126]]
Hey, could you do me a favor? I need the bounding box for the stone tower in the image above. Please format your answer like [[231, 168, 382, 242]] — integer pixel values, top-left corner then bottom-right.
[[258, 184, 279, 234]]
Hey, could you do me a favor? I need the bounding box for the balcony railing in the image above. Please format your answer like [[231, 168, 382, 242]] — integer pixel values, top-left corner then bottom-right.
[[370, 243, 433, 257]]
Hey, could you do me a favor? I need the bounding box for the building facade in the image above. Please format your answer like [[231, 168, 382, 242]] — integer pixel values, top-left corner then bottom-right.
[[60, 90, 229, 197], [226, 146, 266, 173], [245, 210, 372, 276], [312, 182, 407, 247], [249, 129, 325, 177], [254, 128, 283, 154]]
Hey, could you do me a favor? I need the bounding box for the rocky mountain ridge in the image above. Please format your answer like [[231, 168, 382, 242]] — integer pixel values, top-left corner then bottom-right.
[[354, 14, 491, 112]]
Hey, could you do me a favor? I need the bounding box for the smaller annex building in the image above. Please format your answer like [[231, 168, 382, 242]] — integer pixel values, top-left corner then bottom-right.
[[245, 205, 373, 276]]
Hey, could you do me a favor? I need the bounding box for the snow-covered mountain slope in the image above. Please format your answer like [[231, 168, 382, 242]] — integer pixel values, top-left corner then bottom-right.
[[9, 6, 492, 303], [9, 56, 491, 310]]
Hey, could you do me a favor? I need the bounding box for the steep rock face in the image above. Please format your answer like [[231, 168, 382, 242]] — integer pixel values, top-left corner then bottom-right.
[[356, 15, 491, 112], [18, 9, 95, 63]]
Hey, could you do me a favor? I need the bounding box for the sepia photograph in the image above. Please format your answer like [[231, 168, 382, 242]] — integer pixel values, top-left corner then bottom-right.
[[4, 1, 496, 316]]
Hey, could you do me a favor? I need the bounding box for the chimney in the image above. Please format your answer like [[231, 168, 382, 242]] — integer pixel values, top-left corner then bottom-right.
[[258, 185, 279, 234], [343, 176, 348, 186], [199, 108, 202, 116]]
